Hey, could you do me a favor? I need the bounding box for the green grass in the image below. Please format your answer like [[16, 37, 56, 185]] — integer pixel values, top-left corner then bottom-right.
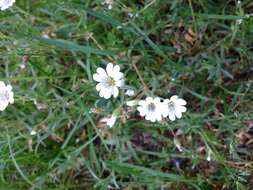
[[0, 0, 253, 189]]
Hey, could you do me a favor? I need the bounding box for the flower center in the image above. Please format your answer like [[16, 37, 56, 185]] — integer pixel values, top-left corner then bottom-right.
[[167, 101, 175, 111], [107, 77, 116, 86], [148, 102, 156, 112], [168, 101, 174, 107], [0, 91, 9, 102]]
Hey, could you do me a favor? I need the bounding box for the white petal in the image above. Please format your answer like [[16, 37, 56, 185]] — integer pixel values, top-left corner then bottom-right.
[[126, 101, 134, 106], [103, 89, 112, 99], [113, 65, 120, 73], [93, 73, 105, 82], [155, 112, 162, 121], [99, 90, 104, 97], [176, 98, 187, 106], [175, 111, 182, 119], [8, 92, 14, 104], [106, 63, 114, 77], [170, 95, 178, 101], [114, 71, 124, 80], [138, 100, 146, 106], [6, 85, 12, 91], [99, 89, 108, 98], [139, 111, 146, 117], [96, 67, 107, 77], [137, 107, 146, 116], [145, 114, 151, 121], [163, 99, 169, 104], [126, 100, 137, 106], [161, 105, 169, 117], [30, 130, 37, 135], [149, 115, 156, 122], [125, 89, 135, 96], [112, 87, 119, 98], [96, 83, 104, 91], [107, 115, 117, 127], [0, 81, 6, 89], [146, 97, 153, 103], [115, 78, 124, 87], [154, 97, 161, 104], [168, 112, 176, 121], [162, 112, 169, 118], [9, 97, 14, 104], [178, 106, 187, 113], [0, 0, 15, 10], [0, 102, 8, 111]]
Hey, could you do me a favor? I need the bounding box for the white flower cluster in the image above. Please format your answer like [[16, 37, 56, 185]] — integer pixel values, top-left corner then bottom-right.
[[0, 0, 15, 11], [93, 63, 187, 126], [136, 95, 187, 122], [0, 81, 14, 111]]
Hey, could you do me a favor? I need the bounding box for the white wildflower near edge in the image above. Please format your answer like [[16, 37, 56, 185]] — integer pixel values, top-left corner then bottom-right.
[[30, 130, 37, 136], [0, 0, 15, 11], [162, 95, 187, 121], [0, 81, 14, 111], [93, 63, 124, 99], [102, 0, 114, 10], [101, 115, 117, 128], [125, 89, 135, 97], [137, 97, 164, 123], [126, 100, 138, 107]]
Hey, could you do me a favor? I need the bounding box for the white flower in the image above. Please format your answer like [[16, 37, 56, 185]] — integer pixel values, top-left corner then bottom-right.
[[0, 0, 15, 11], [30, 130, 37, 136], [93, 63, 124, 99], [102, 0, 114, 9], [125, 89, 135, 96], [101, 115, 117, 128], [128, 13, 134, 18], [206, 149, 212, 161], [137, 97, 164, 122], [0, 81, 14, 111], [163, 95, 187, 121], [236, 18, 243, 25], [42, 33, 50, 39], [19, 63, 26, 69], [126, 100, 138, 107]]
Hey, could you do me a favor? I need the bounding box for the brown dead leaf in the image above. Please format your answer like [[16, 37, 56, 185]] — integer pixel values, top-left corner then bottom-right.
[[184, 33, 195, 45], [184, 27, 198, 45]]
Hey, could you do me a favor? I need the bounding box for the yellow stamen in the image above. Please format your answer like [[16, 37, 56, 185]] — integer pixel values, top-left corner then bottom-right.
[[107, 78, 116, 86]]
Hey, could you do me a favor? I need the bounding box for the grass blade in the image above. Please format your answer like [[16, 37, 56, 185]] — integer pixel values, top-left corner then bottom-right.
[[32, 36, 115, 56]]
